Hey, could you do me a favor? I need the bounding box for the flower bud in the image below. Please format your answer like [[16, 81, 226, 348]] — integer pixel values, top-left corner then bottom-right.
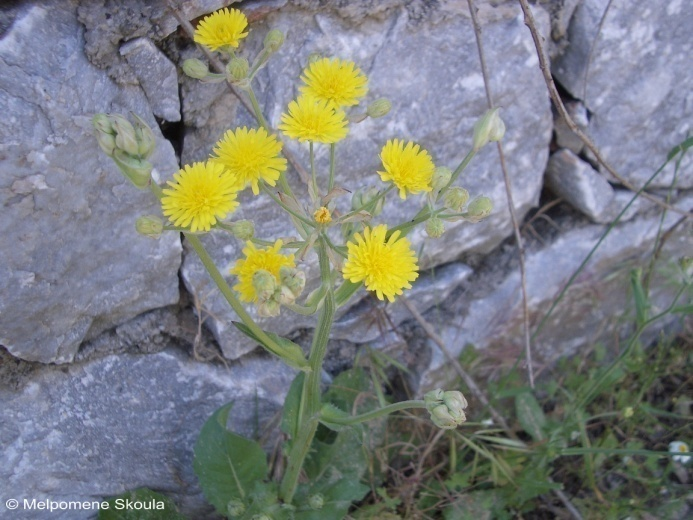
[[92, 113, 114, 135], [131, 113, 156, 159], [264, 29, 285, 53], [112, 149, 152, 189], [313, 206, 332, 225], [443, 187, 470, 212], [227, 57, 249, 82], [183, 58, 210, 80], [308, 493, 324, 510], [257, 298, 281, 318], [472, 107, 505, 151], [135, 215, 164, 239], [95, 131, 117, 157], [424, 388, 468, 429], [280, 266, 306, 298], [111, 114, 140, 156], [227, 499, 245, 518], [425, 217, 445, 238], [252, 269, 278, 302], [431, 166, 452, 193], [366, 98, 392, 119], [276, 285, 297, 306], [229, 220, 255, 240], [467, 196, 493, 221], [442, 390, 468, 423], [351, 186, 383, 217]]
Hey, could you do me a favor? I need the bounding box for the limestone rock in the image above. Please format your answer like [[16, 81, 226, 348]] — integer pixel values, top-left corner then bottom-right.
[[179, 1, 553, 359], [419, 194, 693, 390], [554, 99, 589, 155], [546, 148, 614, 221], [120, 37, 181, 122], [0, 347, 296, 519], [0, 1, 181, 363], [552, 0, 693, 188]]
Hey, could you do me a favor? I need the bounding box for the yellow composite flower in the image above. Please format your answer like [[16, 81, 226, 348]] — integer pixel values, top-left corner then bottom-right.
[[342, 224, 419, 303], [231, 240, 296, 303], [378, 139, 435, 199], [211, 127, 287, 195], [300, 57, 368, 108], [161, 161, 240, 233], [278, 94, 349, 144], [193, 8, 249, 51]]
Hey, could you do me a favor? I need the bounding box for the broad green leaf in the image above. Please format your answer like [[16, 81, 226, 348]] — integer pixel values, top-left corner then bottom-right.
[[193, 402, 268, 516], [98, 488, 186, 520], [232, 322, 309, 371], [515, 392, 547, 442]]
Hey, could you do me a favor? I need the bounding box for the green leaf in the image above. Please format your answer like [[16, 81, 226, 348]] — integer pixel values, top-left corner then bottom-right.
[[515, 392, 547, 442], [630, 268, 649, 326], [193, 402, 268, 516], [294, 465, 370, 520], [281, 372, 305, 444], [232, 322, 309, 371], [98, 489, 186, 520], [671, 303, 693, 315]]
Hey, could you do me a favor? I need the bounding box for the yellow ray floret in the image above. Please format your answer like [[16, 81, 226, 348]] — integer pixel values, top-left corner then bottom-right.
[[211, 127, 287, 195], [161, 161, 240, 233], [193, 8, 249, 51], [231, 240, 296, 303], [300, 57, 368, 108], [378, 139, 435, 199], [279, 94, 349, 144], [342, 224, 419, 303]]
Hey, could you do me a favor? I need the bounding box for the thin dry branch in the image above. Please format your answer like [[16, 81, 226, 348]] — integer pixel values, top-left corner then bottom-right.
[[517, 0, 692, 219], [467, 0, 535, 388], [166, 2, 310, 184]]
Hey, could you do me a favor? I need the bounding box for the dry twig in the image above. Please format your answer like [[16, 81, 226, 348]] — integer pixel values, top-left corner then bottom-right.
[[467, 0, 535, 388]]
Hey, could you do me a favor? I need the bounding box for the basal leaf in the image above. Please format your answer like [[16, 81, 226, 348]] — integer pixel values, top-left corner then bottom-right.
[[515, 392, 547, 442], [193, 402, 268, 516]]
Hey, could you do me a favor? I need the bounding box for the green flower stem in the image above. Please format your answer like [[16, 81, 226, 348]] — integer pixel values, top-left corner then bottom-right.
[[184, 234, 291, 362], [260, 183, 315, 228], [437, 149, 476, 201], [323, 234, 347, 259], [437, 211, 471, 220], [328, 143, 336, 192], [321, 400, 427, 426], [149, 180, 164, 200], [246, 86, 269, 131], [335, 279, 363, 308], [310, 141, 319, 199], [280, 237, 335, 504], [337, 185, 394, 223], [249, 49, 271, 78], [387, 206, 438, 238]]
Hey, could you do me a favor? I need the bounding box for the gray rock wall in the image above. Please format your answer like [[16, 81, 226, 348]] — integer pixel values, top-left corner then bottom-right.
[[1, 0, 690, 517]]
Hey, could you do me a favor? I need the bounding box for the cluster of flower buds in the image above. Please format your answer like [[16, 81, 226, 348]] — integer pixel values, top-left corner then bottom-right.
[[424, 388, 468, 430], [93, 113, 156, 189], [253, 266, 306, 317]]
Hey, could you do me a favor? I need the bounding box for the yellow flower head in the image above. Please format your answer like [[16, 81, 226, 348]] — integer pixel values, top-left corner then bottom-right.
[[342, 224, 419, 302], [279, 94, 349, 144], [211, 127, 287, 195], [231, 240, 296, 303], [161, 161, 239, 233], [193, 8, 249, 51], [300, 57, 368, 108], [313, 206, 332, 224], [378, 139, 435, 199]]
